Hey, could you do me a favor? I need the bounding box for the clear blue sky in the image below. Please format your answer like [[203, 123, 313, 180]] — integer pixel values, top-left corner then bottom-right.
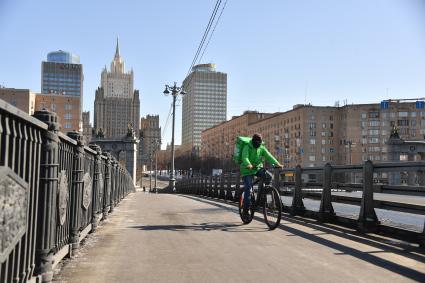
[[1, 0, 425, 147]]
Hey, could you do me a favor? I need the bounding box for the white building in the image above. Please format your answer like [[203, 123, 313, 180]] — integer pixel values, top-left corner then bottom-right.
[[182, 63, 227, 147]]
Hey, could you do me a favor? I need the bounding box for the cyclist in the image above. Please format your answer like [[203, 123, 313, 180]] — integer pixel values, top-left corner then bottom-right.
[[240, 133, 283, 216]]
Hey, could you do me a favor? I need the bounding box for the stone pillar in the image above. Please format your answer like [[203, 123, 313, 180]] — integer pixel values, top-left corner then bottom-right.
[[124, 137, 138, 186], [67, 131, 84, 253], [33, 110, 59, 283], [89, 144, 102, 231]]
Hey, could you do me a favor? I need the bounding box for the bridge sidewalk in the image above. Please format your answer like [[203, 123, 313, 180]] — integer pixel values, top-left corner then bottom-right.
[[54, 193, 425, 283]]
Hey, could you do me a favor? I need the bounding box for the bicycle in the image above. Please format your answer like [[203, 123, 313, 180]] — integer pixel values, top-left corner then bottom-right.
[[238, 168, 282, 230]]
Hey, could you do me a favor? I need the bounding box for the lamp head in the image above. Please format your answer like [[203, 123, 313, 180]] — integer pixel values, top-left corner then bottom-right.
[[163, 86, 170, 95]]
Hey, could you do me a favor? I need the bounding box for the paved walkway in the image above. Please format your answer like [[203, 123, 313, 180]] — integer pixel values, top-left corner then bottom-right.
[[54, 193, 425, 283]]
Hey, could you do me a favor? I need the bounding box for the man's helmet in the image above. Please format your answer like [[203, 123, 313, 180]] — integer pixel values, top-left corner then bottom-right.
[[252, 133, 262, 149]]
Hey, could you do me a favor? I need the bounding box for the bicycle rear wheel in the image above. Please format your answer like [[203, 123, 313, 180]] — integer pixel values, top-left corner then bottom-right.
[[262, 186, 282, 230], [238, 191, 255, 224]]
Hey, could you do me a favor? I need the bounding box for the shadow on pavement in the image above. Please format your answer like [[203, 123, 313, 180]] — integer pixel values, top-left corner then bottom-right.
[[129, 222, 268, 232], [179, 194, 425, 282]]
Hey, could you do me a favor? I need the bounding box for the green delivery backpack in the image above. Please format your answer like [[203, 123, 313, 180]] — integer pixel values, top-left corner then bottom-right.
[[232, 136, 251, 164]]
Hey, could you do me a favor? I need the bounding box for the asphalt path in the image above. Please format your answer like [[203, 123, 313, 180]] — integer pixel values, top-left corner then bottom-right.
[[53, 193, 425, 283]]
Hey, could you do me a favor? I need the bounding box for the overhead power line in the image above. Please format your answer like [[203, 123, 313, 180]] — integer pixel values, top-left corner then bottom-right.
[[186, 0, 222, 78], [198, 0, 228, 64]]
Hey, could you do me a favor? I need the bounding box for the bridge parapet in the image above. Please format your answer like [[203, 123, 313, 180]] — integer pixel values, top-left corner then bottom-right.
[[175, 161, 425, 248], [0, 99, 135, 283]]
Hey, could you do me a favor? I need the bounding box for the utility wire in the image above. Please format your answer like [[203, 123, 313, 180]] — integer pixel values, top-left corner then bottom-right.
[[198, 0, 228, 64], [161, 103, 173, 138], [186, 0, 222, 78]]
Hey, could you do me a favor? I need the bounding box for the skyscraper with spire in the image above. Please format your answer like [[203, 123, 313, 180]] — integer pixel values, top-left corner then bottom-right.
[[94, 38, 140, 138]]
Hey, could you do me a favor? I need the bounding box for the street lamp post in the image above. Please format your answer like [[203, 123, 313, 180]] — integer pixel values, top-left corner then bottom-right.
[[163, 82, 186, 191], [149, 154, 153, 192], [152, 138, 160, 192]]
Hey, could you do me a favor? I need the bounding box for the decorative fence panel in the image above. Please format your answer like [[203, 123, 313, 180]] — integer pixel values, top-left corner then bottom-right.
[[0, 100, 135, 283]]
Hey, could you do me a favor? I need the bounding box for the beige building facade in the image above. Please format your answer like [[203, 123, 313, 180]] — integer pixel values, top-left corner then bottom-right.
[[0, 88, 36, 115], [201, 101, 422, 167], [201, 111, 272, 159], [35, 93, 81, 132], [139, 115, 161, 166], [94, 39, 140, 138]]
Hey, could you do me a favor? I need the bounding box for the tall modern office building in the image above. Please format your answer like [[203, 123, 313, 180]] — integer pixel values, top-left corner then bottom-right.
[[182, 63, 227, 148], [41, 50, 83, 96], [41, 50, 83, 131], [94, 39, 140, 138]]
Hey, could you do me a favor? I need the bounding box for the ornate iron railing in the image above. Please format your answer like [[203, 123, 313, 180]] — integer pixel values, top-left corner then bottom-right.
[[175, 162, 425, 247], [0, 100, 135, 283]]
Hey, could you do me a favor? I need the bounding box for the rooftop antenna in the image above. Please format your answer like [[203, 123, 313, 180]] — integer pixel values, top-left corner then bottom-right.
[[304, 81, 308, 105]]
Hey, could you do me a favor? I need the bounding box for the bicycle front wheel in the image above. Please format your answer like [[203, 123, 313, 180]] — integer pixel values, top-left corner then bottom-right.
[[262, 186, 282, 230], [238, 191, 255, 224]]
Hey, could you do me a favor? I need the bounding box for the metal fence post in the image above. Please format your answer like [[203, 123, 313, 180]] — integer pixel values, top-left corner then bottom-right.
[[358, 160, 379, 232], [33, 110, 59, 282], [235, 172, 241, 203], [291, 165, 305, 216], [273, 168, 280, 189], [226, 174, 232, 201], [319, 163, 335, 222], [67, 131, 84, 254], [110, 159, 117, 212], [221, 175, 225, 200], [102, 152, 112, 219], [89, 144, 101, 231]]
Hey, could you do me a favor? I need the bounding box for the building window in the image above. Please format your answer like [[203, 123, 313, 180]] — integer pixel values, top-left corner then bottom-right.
[[369, 120, 380, 127], [369, 137, 379, 144], [397, 119, 409, 127], [51, 103, 56, 111], [309, 139, 316, 145], [398, 112, 408, 117], [64, 123, 72, 129], [361, 113, 366, 119], [369, 111, 379, 118], [65, 104, 72, 110], [309, 155, 316, 161]]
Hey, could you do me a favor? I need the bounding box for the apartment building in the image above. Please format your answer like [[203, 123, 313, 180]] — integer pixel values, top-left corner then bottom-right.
[[201, 111, 272, 159], [201, 101, 422, 167]]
